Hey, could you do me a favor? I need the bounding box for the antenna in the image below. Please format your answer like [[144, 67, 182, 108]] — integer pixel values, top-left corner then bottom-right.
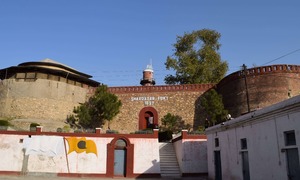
[[146, 59, 153, 70]]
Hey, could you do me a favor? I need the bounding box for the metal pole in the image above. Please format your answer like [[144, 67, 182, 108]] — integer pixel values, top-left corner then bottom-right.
[[242, 64, 250, 113]]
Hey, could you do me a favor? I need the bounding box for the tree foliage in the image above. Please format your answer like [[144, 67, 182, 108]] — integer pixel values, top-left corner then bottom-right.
[[201, 89, 228, 126], [165, 29, 228, 84], [160, 113, 191, 133], [70, 84, 122, 129]]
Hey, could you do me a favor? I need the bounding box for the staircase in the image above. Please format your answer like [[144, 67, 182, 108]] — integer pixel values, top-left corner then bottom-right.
[[159, 142, 181, 178]]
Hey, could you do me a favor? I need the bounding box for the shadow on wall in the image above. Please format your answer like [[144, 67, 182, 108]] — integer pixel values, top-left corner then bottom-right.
[[193, 96, 207, 129]]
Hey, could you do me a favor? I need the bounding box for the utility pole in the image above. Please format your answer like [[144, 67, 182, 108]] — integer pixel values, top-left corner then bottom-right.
[[242, 64, 250, 113]]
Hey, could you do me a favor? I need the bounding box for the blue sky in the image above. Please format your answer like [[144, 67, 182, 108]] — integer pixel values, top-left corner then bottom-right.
[[1, 1, 299, 86]]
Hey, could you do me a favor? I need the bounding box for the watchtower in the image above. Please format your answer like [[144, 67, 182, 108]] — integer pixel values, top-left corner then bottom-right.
[[140, 63, 155, 86]]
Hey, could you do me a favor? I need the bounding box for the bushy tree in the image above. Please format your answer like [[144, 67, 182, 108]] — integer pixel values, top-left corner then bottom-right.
[[201, 89, 228, 126], [160, 113, 191, 133], [70, 84, 122, 129], [165, 29, 228, 84]]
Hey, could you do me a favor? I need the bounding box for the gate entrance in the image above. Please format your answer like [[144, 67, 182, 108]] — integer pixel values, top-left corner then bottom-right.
[[107, 137, 134, 178], [114, 139, 127, 176]]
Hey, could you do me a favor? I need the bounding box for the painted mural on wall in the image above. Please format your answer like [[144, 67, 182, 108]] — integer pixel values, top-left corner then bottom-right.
[[66, 137, 97, 156], [22, 136, 98, 157]]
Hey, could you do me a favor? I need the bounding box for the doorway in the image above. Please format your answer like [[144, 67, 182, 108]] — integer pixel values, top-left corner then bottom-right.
[[286, 148, 300, 180], [284, 130, 300, 180], [139, 107, 158, 130], [107, 137, 134, 178], [241, 151, 250, 180], [214, 151, 222, 180], [145, 111, 154, 129], [114, 139, 127, 177]]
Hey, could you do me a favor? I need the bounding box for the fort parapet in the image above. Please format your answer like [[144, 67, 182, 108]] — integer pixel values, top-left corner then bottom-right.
[[109, 84, 214, 93], [217, 64, 300, 117]]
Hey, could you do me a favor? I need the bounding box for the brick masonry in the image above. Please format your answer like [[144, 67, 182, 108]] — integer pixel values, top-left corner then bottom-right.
[[217, 64, 300, 117]]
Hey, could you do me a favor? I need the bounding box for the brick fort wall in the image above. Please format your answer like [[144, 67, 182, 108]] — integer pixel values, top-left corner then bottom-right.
[[217, 64, 300, 117]]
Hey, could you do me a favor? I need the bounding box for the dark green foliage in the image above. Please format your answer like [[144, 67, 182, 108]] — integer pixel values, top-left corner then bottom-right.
[[29, 123, 40, 131], [72, 84, 122, 129], [159, 130, 173, 142], [201, 89, 228, 126], [30, 123, 40, 128], [134, 129, 153, 134], [188, 126, 205, 135], [160, 113, 191, 133], [0, 120, 10, 130], [73, 103, 93, 128], [106, 129, 119, 134], [89, 85, 122, 126], [159, 113, 191, 142], [0, 120, 10, 126], [165, 29, 228, 84]]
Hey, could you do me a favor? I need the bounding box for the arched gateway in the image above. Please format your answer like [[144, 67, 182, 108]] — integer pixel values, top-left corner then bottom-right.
[[138, 107, 158, 130], [106, 137, 134, 177]]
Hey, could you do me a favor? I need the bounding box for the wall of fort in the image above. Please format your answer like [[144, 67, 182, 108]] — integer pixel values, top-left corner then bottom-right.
[[1, 62, 300, 133], [0, 78, 94, 121], [217, 64, 300, 117], [106, 84, 214, 133], [0, 74, 213, 133]]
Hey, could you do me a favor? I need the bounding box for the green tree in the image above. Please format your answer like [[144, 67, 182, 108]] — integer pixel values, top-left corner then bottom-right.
[[160, 113, 191, 133], [72, 84, 122, 129], [201, 89, 228, 126], [165, 29, 228, 84]]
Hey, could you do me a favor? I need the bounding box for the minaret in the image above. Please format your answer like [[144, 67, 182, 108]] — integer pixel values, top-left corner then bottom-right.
[[140, 62, 155, 86]]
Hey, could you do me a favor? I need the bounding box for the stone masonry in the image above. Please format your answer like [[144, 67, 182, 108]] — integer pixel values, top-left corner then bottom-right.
[[106, 84, 214, 133]]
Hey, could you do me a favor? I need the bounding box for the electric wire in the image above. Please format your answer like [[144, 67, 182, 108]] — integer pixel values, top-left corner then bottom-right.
[[261, 48, 300, 66]]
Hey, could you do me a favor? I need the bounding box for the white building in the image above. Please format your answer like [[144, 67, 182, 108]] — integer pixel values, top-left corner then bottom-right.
[[206, 95, 300, 180]]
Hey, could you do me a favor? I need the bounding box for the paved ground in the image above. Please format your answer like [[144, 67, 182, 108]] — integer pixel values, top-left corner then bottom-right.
[[0, 175, 207, 180]]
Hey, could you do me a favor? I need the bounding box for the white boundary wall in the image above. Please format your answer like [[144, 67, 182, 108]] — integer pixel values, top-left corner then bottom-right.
[[173, 131, 208, 174], [0, 133, 160, 176]]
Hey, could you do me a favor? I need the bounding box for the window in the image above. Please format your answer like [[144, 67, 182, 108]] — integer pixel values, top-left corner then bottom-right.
[[241, 138, 247, 150], [26, 72, 36, 79], [16, 73, 25, 79], [285, 131, 296, 146], [215, 138, 219, 147]]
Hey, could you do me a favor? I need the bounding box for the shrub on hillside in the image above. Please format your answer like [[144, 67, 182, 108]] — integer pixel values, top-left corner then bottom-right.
[[0, 120, 10, 126], [0, 120, 10, 130], [29, 123, 40, 131]]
